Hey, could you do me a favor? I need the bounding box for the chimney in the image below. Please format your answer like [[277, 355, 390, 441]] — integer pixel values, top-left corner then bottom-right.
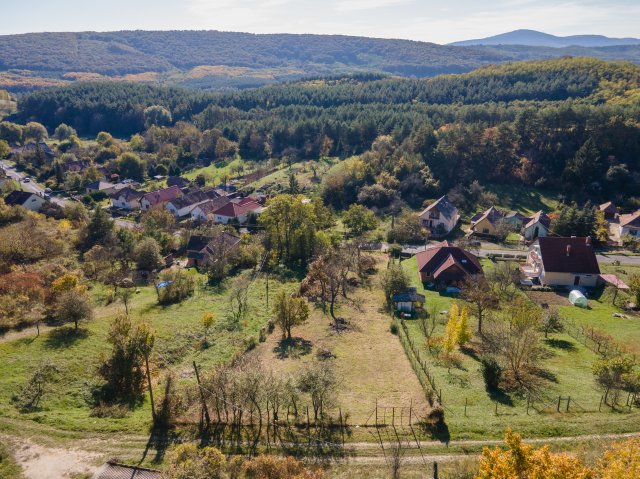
[[566, 245, 571, 257], [585, 236, 591, 246]]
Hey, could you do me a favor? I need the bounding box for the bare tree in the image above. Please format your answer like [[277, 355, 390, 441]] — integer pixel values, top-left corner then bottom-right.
[[461, 275, 498, 335], [227, 276, 250, 328], [303, 247, 356, 327], [487, 261, 519, 300]]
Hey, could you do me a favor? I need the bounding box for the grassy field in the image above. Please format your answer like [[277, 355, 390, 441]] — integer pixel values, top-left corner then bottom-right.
[[0, 269, 296, 435], [0, 442, 23, 479], [397, 256, 640, 440], [252, 255, 429, 426], [485, 183, 559, 215]]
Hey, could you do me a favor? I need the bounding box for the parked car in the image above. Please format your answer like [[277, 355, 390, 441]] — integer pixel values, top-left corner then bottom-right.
[[22, 177, 31, 183]]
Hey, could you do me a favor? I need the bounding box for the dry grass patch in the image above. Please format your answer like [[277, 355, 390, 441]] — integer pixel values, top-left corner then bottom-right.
[[252, 255, 429, 425]]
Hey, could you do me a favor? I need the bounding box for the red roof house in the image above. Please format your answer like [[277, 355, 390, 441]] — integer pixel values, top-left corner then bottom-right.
[[415, 241, 483, 285]]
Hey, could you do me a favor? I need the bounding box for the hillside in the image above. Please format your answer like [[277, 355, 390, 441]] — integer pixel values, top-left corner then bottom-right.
[[2, 30, 640, 93], [14, 57, 640, 136], [451, 29, 640, 47]]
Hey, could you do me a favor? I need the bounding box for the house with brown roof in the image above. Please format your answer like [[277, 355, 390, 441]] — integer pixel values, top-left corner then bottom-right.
[[470, 206, 507, 238], [165, 190, 211, 218], [186, 231, 241, 269], [418, 195, 459, 238], [521, 237, 600, 288], [618, 210, 640, 240], [4, 190, 46, 211], [140, 186, 182, 211], [522, 210, 551, 241], [190, 197, 231, 222], [110, 187, 144, 210], [599, 202, 617, 220], [211, 198, 263, 224], [415, 241, 483, 285]]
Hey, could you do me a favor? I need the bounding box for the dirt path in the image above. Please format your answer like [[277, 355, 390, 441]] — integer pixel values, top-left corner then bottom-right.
[[4, 435, 101, 479]]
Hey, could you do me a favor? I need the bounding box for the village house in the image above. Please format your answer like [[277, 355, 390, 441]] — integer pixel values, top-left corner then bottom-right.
[[165, 190, 212, 218], [599, 201, 617, 220], [166, 176, 191, 189], [185, 231, 241, 269], [3, 190, 47, 211], [470, 206, 506, 238], [504, 211, 530, 229], [110, 187, 144, 210], [521, 236, 600, 288], [618, 210, 640, 239], [522, 210, 551, 241], [211, 197, 263, 224], [392, 287, 426, 314], [418, 195, 459, 238], [140, 186, 182, 211], [85, 180, 117, 195], [190, 197, 232, 222], [416, 240, 483, 285], [11, 141, 56, 162]]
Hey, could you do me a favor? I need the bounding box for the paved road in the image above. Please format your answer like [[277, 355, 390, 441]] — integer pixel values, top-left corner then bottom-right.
[[1, 160, 68, 207]]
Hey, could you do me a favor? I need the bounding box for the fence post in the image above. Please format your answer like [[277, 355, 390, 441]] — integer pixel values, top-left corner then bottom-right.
[[566, 396, 570, 413], [599, 395, 603, 412], [495, 401, 498, 416], [557, 396, 561, 413], [433, 462, 439, 479], [464, 398, 467, 417]]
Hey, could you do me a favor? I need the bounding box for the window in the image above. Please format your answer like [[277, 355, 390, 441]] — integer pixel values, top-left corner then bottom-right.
[[429, 211, 440, 219]]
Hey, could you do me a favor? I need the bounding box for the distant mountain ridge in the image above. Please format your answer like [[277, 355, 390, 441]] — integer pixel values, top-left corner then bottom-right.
[[1, 30, 640, 93], [451, 29, 640, 47]]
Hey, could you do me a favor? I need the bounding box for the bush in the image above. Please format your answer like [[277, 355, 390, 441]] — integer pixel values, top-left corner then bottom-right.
[[244, 335, 257, 351], [481, 357, 502, 391], [259, 327, 267, 343], [390, 321, 399, 335], [243, 455, 323, 479], [157, 271, 195, 305]]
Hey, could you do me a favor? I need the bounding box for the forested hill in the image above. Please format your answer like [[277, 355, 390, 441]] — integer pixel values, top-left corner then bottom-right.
[[8, 58, 640, 197], [2, 30, 640, 93], [14, 57, 640, 136]]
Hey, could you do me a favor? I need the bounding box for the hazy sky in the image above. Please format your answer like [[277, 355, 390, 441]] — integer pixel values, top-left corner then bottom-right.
[[2, 0, 639, 44]]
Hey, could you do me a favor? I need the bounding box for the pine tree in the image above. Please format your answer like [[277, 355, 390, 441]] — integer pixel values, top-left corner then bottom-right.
[[457, 306, 471, 346]]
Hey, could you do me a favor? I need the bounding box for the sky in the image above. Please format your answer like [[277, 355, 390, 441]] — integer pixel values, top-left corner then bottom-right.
[[2, 0, 639, 44]]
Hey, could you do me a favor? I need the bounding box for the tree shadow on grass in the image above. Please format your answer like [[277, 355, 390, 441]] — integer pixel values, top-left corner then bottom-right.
[[544, 338, 576, 352], [44, 326, 88, 349], [273, 337, 313, 359], [531, 367, 558, 383], [488, 388, 515, 406]]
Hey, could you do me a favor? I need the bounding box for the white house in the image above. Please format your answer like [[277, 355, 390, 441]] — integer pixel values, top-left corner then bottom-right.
[[521, 236, 600, 288], [165, 191, 211, 218], [140, 186, 182, 211], [110, 187, 144, 210], [190, 197, 231, 222], [618, 210, 640, 239], [522, 210, 551, 241], [211, 198, 263, 224], [3, 190, 47, 212], [418, 195, 459, 237]]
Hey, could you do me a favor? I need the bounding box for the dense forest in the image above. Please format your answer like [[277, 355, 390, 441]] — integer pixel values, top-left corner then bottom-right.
[[1, 30, 640, 92], [6, 58, 640, 204]]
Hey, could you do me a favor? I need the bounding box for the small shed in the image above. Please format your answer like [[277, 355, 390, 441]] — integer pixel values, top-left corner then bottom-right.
[[392, 287, 426, 313], [569, 289, 588, 308]]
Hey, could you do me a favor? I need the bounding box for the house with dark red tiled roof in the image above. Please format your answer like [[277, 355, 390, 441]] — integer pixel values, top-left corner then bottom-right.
[[521, 236, 600, 288], [211, 198, 263, 224], [415, 241, 483, 285], [140, 186, 182, 211]]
